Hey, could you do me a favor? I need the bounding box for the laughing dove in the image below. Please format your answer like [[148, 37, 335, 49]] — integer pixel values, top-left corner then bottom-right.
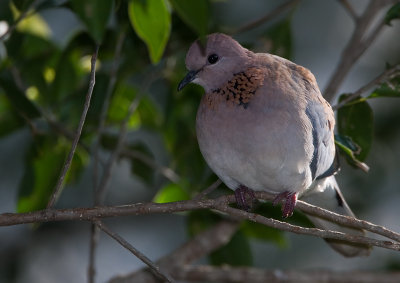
[[178, 33, 370, 257]]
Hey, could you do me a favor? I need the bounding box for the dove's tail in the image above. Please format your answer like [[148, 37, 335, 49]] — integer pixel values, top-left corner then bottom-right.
[[300, 175, 371, 257]]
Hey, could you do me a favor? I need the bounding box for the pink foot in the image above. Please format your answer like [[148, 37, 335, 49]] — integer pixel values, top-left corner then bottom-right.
[[234, 185, 256, 211], [273, 191, 298, 218]]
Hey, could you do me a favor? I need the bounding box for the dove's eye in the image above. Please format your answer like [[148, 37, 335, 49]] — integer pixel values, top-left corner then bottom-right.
[[207, 54, 219, 64]]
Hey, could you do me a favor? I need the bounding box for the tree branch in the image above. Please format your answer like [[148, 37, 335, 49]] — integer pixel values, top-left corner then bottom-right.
[[192, 179, 222, 200], [323, 0, 396, 102], [2, 193, 400, 251], [0, 0, 40, 41], [95, 71, 161, 204], [332, 63, 400, 110], [109, 220, 240, 283], [95, 220, 175, 283], [337, 0, 358, 21], [228, 0, 300, 35], [89, 30, 126, 283], [171, 265, 400, 283], [120, 148, 181, 184], [47, 45, 99, 209]]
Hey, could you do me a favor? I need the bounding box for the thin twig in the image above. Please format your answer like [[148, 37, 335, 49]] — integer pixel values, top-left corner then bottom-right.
[[332, 64, 400, 110], [215, 204, 399, 252], [95, 220, 175, 283], [324, 0, 396, 102], [95, 96, 141, 204], [192, 179, 222, 200], [88, 31, 126, 283], [229, 0, 300, 34], [109, 220, 240, 283], [92, 30, 126, 195], [3, 193, 400, 252], [338, 0, 358, 20], [0, 0, 40, 41], [88, 223, 99, 283], [95, 71, 161, 204], [121, 148, 181, 183], [257, 191, 400, 243], [47, 45, 99, 209], [10, 60, 91, 153]]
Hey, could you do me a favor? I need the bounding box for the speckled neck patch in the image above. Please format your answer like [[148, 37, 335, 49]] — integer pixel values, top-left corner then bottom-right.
[[204, 67, 265, 110]]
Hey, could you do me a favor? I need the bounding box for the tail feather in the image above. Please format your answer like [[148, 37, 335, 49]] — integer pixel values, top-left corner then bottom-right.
[[300, 176, 371, 257]]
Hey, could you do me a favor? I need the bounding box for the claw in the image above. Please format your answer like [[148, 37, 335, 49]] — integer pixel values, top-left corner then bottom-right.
[[234, 185, 256, 211], [273, 191, 297, 218]]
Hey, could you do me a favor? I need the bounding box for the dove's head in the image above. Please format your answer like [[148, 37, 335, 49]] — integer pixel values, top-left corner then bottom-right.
[[178, 33, 252, 93]]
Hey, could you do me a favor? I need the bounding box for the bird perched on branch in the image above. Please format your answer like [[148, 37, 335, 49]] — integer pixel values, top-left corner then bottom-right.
[[178, 33, 370, 257]]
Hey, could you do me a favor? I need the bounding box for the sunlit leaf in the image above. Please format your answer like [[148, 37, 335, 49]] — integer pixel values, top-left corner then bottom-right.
[[70, 0, 113, 43], [337, 94, 373, 162], [16, 10, 51, 39], [128, 0, 171, 64], [385, 2, 400, 26], [154, 182, 189, 203], [170, 0, 209, 36], [107, 83, 141, 129]]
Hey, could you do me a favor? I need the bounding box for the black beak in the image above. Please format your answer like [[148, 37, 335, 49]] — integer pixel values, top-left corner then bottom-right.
[[177, 70, 199, 91]]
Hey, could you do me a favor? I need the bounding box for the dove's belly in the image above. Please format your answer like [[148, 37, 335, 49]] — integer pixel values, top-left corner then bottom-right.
[[196, 96, 314, 194]]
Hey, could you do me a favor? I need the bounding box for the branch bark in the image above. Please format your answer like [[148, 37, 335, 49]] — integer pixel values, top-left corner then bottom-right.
[[332, 63, 400, 110], [171, 265, 400, 283], [47, 45, 99, 208], [96, 220, 175, 283], [2, 193, 400, 252], [109, 220, 240, 283], [228, 0, 300, 35]]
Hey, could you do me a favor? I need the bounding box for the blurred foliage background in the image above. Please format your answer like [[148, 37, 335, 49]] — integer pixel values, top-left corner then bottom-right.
[[1, 0, 400, 282]]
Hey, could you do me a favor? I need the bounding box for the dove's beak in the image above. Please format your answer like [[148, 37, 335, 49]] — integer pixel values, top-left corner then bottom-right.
[[177, 70, 199, 91]]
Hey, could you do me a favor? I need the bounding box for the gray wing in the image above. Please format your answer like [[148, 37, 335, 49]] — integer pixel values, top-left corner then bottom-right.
[[305, 100, 337, 180]]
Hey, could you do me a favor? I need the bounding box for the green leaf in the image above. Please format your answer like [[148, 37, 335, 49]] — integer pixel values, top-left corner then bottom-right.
[[128, 0, 171, 64], [107, 83, 141, 128], [210, 230, 253, 266], [154, 183, 189, 203], [17, 136, 87, 213], [385, 3, 400, 26], [0, 94, 25, 137], [368, 73, 400, 98], [337, 94, 373, 162], [170, 0, 209, 36], [335, 134, 370, 173], [0, 71, 41, 120], [12, 0, 34, 12], [264, 17, 292, 59], [0, 1, 13, 24], [70, 0, 113, 43], [18, 137, 59, 212]]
